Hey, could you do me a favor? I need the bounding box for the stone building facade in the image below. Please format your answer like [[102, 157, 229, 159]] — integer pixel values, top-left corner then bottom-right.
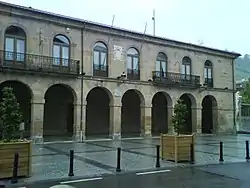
[[0, 1, 241, 143]]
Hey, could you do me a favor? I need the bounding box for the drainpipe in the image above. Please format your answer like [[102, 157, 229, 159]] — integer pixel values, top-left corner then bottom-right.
[[232, 58, 236, 134], [80, 27, 84, 142]]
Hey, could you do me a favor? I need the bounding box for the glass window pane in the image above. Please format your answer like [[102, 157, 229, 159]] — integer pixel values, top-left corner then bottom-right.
[[133, 57, 139, 70], [127, 56, 132, 69], [100, 52, 107, 71], [208, 68, 212, 78], [156, 60, 161, 71], [53, 45, 60, 65], [204, 68, 207, 78], [186, 65, 190, 75], [100, 52, 107, 65], [161, 61, 166, 72], [5, 38, 14, 60], [62, 46, 69, 66], [16, 39, 25, 62], [181, 64, 185, 74], [93, 51, 99, 66]]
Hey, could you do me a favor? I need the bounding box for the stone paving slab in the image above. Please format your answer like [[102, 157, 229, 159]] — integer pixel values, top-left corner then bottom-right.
[[75, 150, 176, 172], [197, 162, 250, 181], [43, 142, 111, 153]]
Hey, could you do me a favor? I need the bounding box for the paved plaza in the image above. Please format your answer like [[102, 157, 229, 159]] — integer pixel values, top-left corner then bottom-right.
[[4, 134, 250, 185]]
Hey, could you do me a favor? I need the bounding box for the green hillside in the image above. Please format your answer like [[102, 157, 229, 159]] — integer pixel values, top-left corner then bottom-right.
[[235, 55, 250, 81]]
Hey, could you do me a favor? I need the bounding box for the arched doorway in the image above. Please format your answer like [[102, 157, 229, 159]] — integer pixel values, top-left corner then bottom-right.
[[85, 87, 111, 139], [202, 95, 218, 133], [180, 93, 196, 134], [0, 81, 32, 138], [121, 89, 144, 137], [43, 84, 75, 141], [151, 92, 171, 135]]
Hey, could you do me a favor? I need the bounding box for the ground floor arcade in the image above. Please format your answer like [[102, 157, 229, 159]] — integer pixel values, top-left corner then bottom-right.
[[0, 78, 233, 143]]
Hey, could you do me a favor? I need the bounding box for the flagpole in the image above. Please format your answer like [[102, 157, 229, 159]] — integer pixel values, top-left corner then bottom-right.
[[152, 9, 155, 36]]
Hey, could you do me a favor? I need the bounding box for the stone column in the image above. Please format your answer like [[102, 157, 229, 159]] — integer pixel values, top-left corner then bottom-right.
[[110, 104, 122, 140], [143, 105, 152, 137], [167, 104, 173, 133], [30, 98, 44, 144], [195, 105, 202, 134], [74, 103, 86, 142]]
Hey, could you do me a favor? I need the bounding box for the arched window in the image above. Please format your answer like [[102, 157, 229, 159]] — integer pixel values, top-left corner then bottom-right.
[[204, 60, 213, 87], [53, 35, 70, 66], [4, 26, 26, 62], [93, 42, 108, 77], [156, 52, 167, 78], [127, 48, 140, 80], [181, 56, 191, 80]]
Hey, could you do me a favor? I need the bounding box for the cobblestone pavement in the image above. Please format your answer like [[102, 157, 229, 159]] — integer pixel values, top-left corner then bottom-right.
[[5, 134, 250, 184]]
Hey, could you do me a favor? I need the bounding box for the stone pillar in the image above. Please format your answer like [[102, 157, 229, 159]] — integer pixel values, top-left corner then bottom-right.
[[143, 105, 152, 137], [74, 103, 86, 142], [110, 104, 121, 140], [30, 98, 44, 144], [195, 106, 202, 134], [167, 105, 173, 133]]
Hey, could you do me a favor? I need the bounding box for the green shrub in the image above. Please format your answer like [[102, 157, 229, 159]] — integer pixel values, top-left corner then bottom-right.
[[172, 99, 188, 135], [0, 87, 22, 142]]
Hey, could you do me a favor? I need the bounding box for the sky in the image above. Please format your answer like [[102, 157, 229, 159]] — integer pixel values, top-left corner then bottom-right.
[[2, 0, 249, 55]]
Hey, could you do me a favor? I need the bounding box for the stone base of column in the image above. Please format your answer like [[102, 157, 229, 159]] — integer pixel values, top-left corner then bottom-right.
[[112, 133, 121, 140], [144, 131, 152, 138], [197, 128, 202, 134], [74, 132, 86, 142], [31, 136, 43, 144]]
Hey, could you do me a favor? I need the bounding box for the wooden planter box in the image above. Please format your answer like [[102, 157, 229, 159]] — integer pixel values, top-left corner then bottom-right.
[[160, 134, 195, 163], [0, 141, 32, 179]]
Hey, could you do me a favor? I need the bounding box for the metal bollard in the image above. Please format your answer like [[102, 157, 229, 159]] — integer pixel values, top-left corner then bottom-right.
[[11, 153, 19, 184], [190, 144, 194, 164], [68, 150, 74, 177], [116, 147, 121, 172], [246, 140, 250, 160], [155, 145, 160, 168], [219, 142, 224, 162]]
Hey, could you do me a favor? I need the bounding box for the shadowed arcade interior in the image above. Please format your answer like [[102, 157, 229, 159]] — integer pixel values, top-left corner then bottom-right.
[[0, 81, 32, 138], [43, 84, 74, 141], [151, 92, 168, 136], [85, 87, 110, 139], [121, 89, 142, 137], [180, 94, 193, 134], [202, 95, 218, 134]]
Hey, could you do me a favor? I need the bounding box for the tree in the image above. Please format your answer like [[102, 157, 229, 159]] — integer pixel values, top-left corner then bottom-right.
[[172, 99, 188, 135], [0, 87, 22, 142], [240, 79, 250, 103]]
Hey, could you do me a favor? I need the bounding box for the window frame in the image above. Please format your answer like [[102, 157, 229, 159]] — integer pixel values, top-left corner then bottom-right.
[[181, 56, 192, 80], [156, 52, 167, 77], [4, 26, 26, 63], [126, 48, 140, 80], [93, 42, 108, 77], [52, 35, 70, 67]]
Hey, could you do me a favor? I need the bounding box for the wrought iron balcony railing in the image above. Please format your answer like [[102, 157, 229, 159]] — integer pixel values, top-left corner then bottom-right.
[[204, 78, 213, 87], [93, 64, 108, 77], [152, 71, 200, 88], [127, 69, 140, 80], [0, 51, 80, 76]]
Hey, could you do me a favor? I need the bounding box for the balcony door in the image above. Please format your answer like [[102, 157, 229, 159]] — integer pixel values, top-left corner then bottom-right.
[[4, 26, 26, 63], [156, 52, 167, 78], [181, 56, 191, 80], [126, 48, 140, 80], [53, 35, 70, 67], [93, 42, 108, 77]]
